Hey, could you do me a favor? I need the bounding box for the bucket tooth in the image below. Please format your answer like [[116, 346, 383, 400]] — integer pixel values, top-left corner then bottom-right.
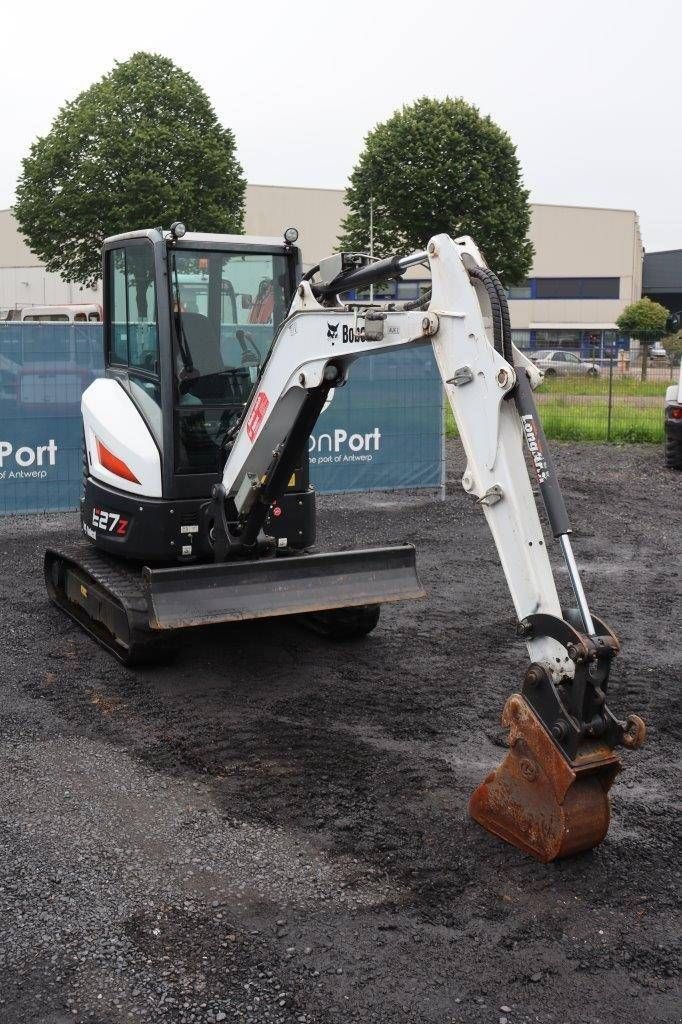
[[469, 694, 621, 862]]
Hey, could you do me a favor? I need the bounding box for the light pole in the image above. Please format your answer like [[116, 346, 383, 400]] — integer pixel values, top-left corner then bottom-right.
[[369, 196, 375, 303]]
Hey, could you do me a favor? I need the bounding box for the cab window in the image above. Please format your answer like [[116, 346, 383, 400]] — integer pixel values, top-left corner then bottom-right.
[[171, 249, 289, 473], [107, 243, 159, 374]]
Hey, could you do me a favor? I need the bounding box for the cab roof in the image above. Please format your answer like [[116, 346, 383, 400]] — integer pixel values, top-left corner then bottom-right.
[[102, 228, 291, 251]]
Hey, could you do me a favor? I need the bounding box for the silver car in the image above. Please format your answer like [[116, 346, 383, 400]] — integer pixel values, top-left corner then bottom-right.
[[531, 349, 600, 377]]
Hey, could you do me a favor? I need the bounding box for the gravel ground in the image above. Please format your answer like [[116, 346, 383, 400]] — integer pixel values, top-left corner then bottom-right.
[[0, 441, 679, 1024]]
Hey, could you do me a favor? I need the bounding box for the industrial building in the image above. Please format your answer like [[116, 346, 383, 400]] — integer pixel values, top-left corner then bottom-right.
[[643, 249, 682, 316], [0, 188, 643, 357]]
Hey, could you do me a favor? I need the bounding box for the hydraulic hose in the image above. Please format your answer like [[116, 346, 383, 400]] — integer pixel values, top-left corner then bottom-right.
[[467, 264, 513, 364], [490, 271, 513, 363], [402, 288, 432, 311]]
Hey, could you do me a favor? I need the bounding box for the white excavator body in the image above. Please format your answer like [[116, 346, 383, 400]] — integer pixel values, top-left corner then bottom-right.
[[45, 224, 645, 862]]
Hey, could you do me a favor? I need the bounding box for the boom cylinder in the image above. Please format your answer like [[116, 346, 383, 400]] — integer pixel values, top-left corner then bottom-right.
[[314, 249, 429, 298], [514, 369, 595, 635]]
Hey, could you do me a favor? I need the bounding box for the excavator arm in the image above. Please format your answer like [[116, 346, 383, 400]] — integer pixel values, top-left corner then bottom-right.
[[199, 232, 645, 861], [109, 231, 642, 862]]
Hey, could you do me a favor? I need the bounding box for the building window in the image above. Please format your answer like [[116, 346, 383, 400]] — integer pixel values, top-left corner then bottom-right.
[[535, 329, 582, 348], [355, 279, 430, 302], [534, 278, 620, 300], [506, 281, 532, 300], [511, 329, 531, 348]]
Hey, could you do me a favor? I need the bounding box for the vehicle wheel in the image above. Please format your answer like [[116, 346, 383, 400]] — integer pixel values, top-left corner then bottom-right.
[[665, 427, 682, 470], [544, 368, 556, 377], [587, 367, 599, 377]]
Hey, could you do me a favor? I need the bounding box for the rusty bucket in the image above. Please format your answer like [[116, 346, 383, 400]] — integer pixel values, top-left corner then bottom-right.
[[469, 694, 623, 862]]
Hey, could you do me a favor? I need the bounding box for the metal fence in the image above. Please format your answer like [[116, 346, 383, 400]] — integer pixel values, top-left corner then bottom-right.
[[441, 343, 676, 444], [0, 323, 444, 515], [531, 349, 675, 444]]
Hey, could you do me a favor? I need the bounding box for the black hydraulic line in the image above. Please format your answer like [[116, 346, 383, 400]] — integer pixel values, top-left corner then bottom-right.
[[313, 254, 405, 298], [513, 343, 571, 539], [402, 288, 432, 311], [468, 263, 571, 538], [467, 265, 511, 362], [493, 280, 513, 359], [489, 272, 514, 364], [301, 264, 320, 282]]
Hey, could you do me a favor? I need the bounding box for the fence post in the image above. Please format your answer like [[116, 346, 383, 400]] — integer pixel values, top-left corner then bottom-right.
[[606, 349, 614, 442]]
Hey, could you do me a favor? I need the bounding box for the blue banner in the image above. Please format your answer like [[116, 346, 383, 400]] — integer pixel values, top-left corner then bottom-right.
[[0, 324, 443, 514], [311, 346, 443, 492]]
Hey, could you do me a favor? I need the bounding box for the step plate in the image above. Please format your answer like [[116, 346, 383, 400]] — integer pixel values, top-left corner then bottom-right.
[[143, 545, 424, 630]]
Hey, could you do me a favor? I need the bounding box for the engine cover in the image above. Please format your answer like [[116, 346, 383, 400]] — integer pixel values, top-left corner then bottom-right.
[[82, 477, 316, 564]]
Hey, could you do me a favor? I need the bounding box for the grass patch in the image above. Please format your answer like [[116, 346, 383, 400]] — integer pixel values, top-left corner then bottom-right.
[[538, 375, 669, 398], [539, 403, 662, 442], [445, 400, 663, 444]]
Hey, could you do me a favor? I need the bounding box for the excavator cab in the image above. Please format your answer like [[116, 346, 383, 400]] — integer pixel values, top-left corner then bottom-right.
[[88, 225, 312, 563]]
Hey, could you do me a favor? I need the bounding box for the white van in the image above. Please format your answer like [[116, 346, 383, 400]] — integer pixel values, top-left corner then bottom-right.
[[20, 304, 102, 323]]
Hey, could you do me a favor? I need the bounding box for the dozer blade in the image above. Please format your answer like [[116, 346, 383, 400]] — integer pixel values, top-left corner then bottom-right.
[[143, 545, 425, 630], [469, 694, 621, 862]]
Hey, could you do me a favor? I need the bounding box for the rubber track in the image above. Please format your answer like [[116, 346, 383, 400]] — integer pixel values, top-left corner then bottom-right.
[[45, 543, 172, 666]]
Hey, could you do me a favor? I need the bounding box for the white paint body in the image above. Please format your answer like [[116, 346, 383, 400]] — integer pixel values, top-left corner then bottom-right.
[[665, 362, 682, 407], [82, 377, 162, 497], [222, 234, 571, 677]]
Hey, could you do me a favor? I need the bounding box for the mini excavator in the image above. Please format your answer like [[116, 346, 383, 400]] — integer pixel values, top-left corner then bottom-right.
[[45, 223, 646, 861]]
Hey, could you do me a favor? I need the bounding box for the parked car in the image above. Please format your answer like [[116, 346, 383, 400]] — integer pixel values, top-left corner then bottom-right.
[[664, 361, 682, 469], [649, 342, 667, 361], [531, 350, 600, 377]]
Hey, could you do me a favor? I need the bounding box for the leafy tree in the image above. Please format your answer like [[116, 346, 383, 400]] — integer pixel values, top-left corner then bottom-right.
[[13, 52, 245, 288], [616, 297, 669, 380], [339, 97, 534, 285], [663, 329, 682, 369]]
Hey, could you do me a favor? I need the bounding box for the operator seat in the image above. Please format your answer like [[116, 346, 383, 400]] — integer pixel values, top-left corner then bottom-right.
[[176, 311, 249, 405], [178, 312, 224, 377]]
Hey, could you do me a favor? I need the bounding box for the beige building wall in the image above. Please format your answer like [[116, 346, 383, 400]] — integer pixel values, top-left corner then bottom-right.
[[0, 194, 642, 331], [0, 209, 42, 268], [0, 209, 100, 309], [509, 204, 643, 333], [245, 184, 346, 269]]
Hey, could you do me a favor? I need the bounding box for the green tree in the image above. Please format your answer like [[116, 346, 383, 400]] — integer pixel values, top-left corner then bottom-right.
[[663, 329, 682, 369], [339, 97, 533, 285], [616, 297, 669, 380], [13, 52, 245, 288]]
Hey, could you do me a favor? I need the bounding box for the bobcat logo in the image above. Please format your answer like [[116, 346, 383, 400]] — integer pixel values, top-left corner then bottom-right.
[[327, 322, 339, 339]]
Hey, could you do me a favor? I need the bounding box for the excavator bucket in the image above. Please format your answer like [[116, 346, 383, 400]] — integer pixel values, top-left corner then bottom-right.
[[143, 544, 425, 629], [469, 694, 622, 862]]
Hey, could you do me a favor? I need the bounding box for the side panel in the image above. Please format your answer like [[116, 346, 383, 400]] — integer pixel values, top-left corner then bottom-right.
[[82, 378, 162, 497]]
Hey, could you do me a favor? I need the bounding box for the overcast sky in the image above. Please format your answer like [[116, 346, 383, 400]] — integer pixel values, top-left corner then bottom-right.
[[2, 0, 679, 251]]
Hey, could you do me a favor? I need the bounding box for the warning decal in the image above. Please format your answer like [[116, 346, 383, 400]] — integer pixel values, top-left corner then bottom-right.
[[246, 391, 270, 443]]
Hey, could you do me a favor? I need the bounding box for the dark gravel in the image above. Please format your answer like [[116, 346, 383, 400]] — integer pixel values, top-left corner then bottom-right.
[[0, 441, 679, 1024]]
